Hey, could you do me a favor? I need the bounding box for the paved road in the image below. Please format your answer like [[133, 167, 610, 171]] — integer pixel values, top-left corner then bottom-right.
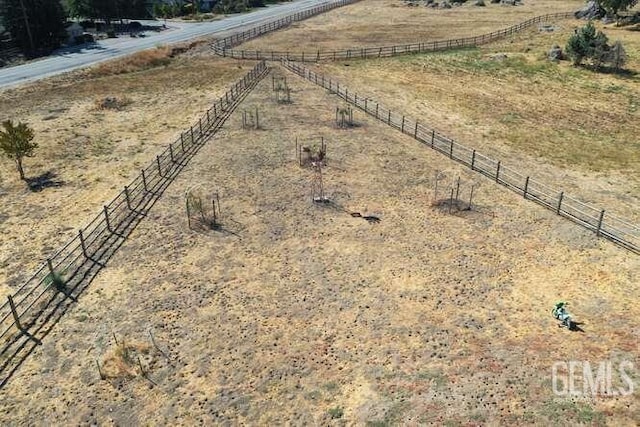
[[0, 0, 334, 89]]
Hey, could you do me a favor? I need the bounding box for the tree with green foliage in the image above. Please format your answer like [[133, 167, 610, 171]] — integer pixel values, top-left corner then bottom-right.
[[0, 120, 37, 180], [565, 21, 609, 66], [596, 0, 638, 20], [65, 0, 92, 19], [2, 0, 67, 54]]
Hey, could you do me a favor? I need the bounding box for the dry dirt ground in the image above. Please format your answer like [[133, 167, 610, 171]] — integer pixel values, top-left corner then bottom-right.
[[0, 64, 638, 425], [0, 0, 639, 425], [0, 52, 251, 297], [241, 0, 586, 52]]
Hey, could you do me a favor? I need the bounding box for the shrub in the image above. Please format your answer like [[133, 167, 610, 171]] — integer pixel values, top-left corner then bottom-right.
[[566, 21, 609, 66]]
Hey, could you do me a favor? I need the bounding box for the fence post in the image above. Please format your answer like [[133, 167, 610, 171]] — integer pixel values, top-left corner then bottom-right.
[[388, 110, 391, 125], [157, 156, 162, 177], [104, 206, 112, 233], [199, 118, 203, 135], [79, 229, 88, 259], [523, 176, 530, 199], [471, 150, 476, 170], [180, 133, 185, 153], [124, 186, 132, 210], [401, 116, 405, 133], [431, 130, 435, 148], [190, 127, 195, 144], [496, 161, 501, 183], [375, 104, 379, 118], [414, 121, 418, 138], [557, 192, 564, 214], [596, 210, 605, 236], [141, 169, 148, 192], [169, 144, 175, 162], [449, 140, 454, 159], [7, 295, 41, 344]]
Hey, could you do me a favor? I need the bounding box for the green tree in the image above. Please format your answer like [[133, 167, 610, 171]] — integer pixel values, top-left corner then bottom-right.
[[566, 21, 609, 66], [2, 0, 67, 54], [0, 120, 37, 180], [597, 0, 638, 20], [65, 0, 92, 18]]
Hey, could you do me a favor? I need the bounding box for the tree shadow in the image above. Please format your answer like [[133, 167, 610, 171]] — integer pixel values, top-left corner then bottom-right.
[[26, 171, 64, 192], [579, 64, 638, 79]]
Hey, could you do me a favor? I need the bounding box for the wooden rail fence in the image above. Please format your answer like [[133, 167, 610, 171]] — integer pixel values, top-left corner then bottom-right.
[[281, 60, 640, 254], [215, 11, 575, 61], [0, 61, 269, 387]]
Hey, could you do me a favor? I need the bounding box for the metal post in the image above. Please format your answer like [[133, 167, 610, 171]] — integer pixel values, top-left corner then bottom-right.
[[124, 186, 132, 210], [199, 118, 203, 134], [449, 141, 454, 159], [180, 133, 185, 152], [596, 210, 605, 236], [169, 144, 175, 162], [190, 127, 194, 144], [104, 206, 112, 233], [471, 150, 476, 170], [496, 161, 501, 183], [557, 192, 564, 214], [141, 169, 148, 192], [388, 111, 391, 125], [401, 116, 405, 133], [79, 229, 88, 259], [523, 177, 530, 199], [414, 121, 418, 138], [431, 130, 435, 148], [157, 156, 162, 176]]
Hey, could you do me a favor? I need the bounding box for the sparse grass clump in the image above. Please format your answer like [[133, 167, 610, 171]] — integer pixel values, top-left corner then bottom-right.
[[90, 46, 173, 76]]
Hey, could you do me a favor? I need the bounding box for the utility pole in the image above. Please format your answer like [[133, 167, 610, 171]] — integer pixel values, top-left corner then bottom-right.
[[18, 0, 35, 52]]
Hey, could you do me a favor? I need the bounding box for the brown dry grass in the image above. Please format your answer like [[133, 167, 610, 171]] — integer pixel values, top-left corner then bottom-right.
[[0, 65, 637, 425], [308, 19, 640, 223], [241, 0, 586, 52], [0, 55, 253, 297]]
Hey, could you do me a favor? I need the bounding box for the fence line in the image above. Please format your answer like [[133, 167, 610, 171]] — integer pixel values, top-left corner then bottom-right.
[[215, 11, 575, 61], [0, 61, 269, 387], [212, 0, 360, 54], [281, 60, 640, 254]]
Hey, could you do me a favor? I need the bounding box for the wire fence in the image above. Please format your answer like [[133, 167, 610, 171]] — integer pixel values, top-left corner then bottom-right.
[[215, 11, 575, 61], [0, 61, 269, 387], [212, 0, 360, 53], [282, 60, 640, 254]]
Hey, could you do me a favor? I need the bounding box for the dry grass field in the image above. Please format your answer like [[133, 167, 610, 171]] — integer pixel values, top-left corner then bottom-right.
[[241, 0, 585, 52], [0, 50, 252, 297], [0, 64, 638, 425], [0, 0, 639, 425]]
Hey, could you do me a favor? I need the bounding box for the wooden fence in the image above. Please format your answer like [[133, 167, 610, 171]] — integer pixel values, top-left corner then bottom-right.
[[0, 61, 269, 387], [215, 11, 575, 61], [212, 0, 360, 53], [282, 60, 640, 254]]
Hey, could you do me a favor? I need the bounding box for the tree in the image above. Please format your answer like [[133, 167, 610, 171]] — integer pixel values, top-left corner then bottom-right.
[[65, 0, 92, 19], [2, 0, 68, 55], [607, 40, 627, 70], [597, 0, 638, 20], [566, 21, 609, 66], [0, 120, 37, 180]]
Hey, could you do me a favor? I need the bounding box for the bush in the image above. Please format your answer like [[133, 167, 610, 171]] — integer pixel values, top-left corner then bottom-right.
[[566, 21, 608, 66]]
